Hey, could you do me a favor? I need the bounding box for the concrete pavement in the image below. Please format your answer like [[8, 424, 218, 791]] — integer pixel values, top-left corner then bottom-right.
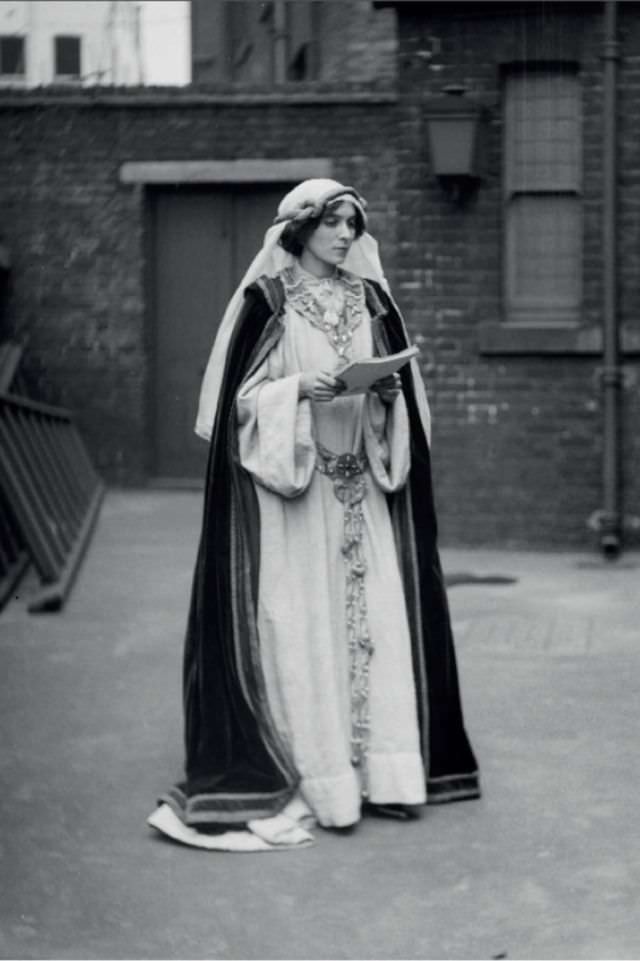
[[1, 490, 639, 960]]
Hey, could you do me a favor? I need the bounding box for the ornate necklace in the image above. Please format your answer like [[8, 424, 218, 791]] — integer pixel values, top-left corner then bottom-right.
[[282, 265, 365, 360]]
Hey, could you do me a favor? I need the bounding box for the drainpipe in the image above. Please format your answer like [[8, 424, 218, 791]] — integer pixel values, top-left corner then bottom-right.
[[599, 0, 622, 558]]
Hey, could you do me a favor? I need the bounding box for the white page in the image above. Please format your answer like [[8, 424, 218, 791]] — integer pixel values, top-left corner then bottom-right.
[[337, 345, 419, 395]]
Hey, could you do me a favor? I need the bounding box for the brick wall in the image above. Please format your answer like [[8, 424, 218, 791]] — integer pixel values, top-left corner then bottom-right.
[[0, 90, 398, 482], [1, 1, 639, 549], [317, 1, 397, 86], [393, 1, 640, 548]]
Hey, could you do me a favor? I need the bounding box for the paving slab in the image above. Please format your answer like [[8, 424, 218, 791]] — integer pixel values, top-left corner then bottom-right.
[[1, 491, 638, 960]]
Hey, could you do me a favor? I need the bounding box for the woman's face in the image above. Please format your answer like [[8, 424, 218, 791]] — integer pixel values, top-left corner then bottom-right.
[[302, 201, 358, 271]]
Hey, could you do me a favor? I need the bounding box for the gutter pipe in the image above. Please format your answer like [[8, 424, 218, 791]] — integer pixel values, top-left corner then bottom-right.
[[599, 0, 622, 558]]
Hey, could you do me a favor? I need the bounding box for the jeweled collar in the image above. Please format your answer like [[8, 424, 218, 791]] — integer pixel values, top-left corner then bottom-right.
[[285, 261, 363, 293], [281, 263, 365, 359]]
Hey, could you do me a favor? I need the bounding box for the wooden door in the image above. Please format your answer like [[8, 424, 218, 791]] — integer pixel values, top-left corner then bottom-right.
[[151, 185, 290, 481]]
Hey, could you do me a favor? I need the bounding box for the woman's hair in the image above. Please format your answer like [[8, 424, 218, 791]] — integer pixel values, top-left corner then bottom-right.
[[278, 199, 366, 257]]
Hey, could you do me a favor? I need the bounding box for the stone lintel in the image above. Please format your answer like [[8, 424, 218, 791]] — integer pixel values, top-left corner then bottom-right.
[[120, 158, 333, 185]]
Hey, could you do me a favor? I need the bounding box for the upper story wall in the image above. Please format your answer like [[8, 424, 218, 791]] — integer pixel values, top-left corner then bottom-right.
[[191, 0, 397, 89], [0, 0, 141, 86]]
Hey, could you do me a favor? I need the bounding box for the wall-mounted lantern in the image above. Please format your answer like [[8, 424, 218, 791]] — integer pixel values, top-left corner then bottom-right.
[[424, 85, 490, 201]]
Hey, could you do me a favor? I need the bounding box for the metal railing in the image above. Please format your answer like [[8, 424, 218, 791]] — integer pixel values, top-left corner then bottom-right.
[[0, 343, 104, 613], [0, 485, 29, 609]]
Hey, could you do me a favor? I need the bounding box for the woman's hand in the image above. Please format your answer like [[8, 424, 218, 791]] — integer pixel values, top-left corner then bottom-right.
[[371, 372, 402, 404], [299, 370, 345, 402]]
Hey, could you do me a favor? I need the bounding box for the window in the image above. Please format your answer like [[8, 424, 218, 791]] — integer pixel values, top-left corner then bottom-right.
[[285, 2, 318, 82], [54, 36, 81, 79], [226, 2, 274, 85], [503, 66, 582, 325], [224, 1, 319, 84], [0, 36, 25, 76]]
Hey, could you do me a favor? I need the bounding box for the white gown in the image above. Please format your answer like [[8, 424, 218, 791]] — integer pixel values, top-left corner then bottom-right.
[[235, 269, 426, 828]]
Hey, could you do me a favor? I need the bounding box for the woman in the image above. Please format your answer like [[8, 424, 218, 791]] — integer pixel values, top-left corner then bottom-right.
[[149, 179, 480, 851]]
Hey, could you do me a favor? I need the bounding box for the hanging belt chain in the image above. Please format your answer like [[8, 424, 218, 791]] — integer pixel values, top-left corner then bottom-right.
[[315, 442, 374, 796]]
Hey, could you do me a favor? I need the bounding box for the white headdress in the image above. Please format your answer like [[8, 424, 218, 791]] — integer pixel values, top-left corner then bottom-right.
[[195, 178, 430, 443]]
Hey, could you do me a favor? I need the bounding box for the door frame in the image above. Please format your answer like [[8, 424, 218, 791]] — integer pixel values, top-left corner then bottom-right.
[[132, 158, 333, 480]]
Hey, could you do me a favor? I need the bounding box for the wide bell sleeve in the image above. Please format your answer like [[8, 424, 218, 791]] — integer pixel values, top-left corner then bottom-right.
[[236, 338, 316, 498], [362, 390, 411, 493]]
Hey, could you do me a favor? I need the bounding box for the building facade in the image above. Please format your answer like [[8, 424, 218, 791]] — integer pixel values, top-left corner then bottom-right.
[[0, 0, 142, 86], [191, 0, 396, 87], [1, 1, 639, 550], [389, 0, 640, 551]]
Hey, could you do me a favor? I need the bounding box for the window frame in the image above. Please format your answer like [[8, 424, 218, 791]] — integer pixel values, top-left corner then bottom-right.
[[503, 64, 583, 327], [222, 0, 320, 85], [477, 60, 606, 356], [284, 1, 321, 82], [54, 35, 82, 82], [0, 35, 26, 79]]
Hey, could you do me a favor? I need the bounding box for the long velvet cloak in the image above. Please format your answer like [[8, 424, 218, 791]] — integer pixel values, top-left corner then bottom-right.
[[161, 276, 480, 827]]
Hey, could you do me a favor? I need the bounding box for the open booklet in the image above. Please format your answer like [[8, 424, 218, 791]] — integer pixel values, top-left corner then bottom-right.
[[336, 345, 420, 396]]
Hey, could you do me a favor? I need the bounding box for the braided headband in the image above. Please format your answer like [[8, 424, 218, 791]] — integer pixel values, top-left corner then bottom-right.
[[273, 185, 368, 227]]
